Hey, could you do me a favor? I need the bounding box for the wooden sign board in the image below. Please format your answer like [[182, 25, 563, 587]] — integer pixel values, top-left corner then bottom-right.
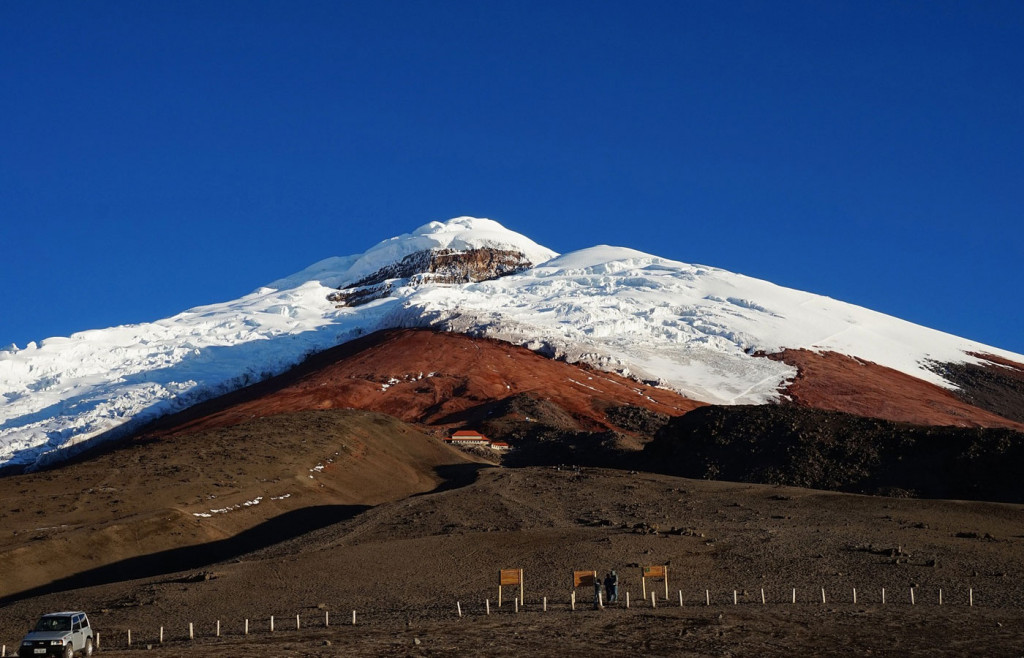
[[642, 565, 667, 579], [573, 570, 597, 588], [498, 569, 524, 607], [500, 569, 523, 586], [641, 565, 669, 600]]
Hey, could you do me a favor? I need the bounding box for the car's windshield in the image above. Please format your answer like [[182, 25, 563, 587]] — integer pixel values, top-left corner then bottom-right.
[[34, 616, 72, 632]]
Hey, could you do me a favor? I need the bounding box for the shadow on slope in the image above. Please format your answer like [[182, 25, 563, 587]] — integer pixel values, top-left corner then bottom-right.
[[453, 395, 672, 467], [0, 504, 370, 606], [419, 462, 494, 495], [0, 408, 487, 600]]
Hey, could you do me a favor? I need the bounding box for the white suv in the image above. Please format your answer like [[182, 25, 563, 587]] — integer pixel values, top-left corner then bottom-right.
[[19, 612, 94, 657]]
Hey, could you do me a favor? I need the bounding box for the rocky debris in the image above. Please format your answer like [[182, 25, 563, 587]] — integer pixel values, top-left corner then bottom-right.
[[929, 353, 1024, 424], [478, 393, 583, 432], [577, 516, 616, 527], [492, 424, 634, 468], [643, 404, 1024, 503], [845, 543, 909, 558], [632, 522, 659, 535], [177, 570, 219, 583], [329, 248, 535, 307], [605, 405, 671, 436]]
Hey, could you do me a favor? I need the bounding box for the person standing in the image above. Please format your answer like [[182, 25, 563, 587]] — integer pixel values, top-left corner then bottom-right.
[[593, 573, 603, 609], [605, 570, 619, 603]]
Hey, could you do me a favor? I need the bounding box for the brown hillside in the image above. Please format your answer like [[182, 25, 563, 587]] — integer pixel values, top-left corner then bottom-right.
[[144, 329, 704, 438], [0, 409, 484, 600], [3, 467, 1023, 656]]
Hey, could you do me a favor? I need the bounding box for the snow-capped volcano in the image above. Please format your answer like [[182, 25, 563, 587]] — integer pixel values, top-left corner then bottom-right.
[[264, 216, 557, 291], [1, 216, 1022, 470]]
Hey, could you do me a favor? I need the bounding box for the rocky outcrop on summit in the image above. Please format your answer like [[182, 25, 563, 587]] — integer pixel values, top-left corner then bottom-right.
[[328, 248, 535, 307]]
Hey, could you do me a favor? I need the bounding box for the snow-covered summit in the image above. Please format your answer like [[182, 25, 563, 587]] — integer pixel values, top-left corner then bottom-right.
[[1, 216, 1021, 471], [266, 217, 558, 291]]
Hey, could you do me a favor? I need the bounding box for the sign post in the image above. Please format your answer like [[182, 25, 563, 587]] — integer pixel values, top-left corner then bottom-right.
[[573, 570, 599, 609], [499, 569, 524, 607], [641, 565, 669, 601], [573, 570, 598, 589]]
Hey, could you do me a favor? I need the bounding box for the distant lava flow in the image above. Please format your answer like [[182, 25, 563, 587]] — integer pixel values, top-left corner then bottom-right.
[[769, 349, 1024, 431], [143, 328, 705, 438]]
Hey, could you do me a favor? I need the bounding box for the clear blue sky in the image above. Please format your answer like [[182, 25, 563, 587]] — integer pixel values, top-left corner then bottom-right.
[[2, 1, 1022, 354]]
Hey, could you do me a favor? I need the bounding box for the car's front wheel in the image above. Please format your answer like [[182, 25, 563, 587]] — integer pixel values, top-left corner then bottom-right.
[[63, 642, 74, 658]]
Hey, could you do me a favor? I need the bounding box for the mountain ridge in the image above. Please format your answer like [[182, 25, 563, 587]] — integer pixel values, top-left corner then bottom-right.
[[2, 216, 1022, 470]]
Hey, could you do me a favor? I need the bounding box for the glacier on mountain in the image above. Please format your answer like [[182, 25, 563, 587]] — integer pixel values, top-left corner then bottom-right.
[[1, 216, 1020, 470]]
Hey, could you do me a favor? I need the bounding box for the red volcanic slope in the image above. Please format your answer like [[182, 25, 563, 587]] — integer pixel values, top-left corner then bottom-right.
[[771, 349, 1024, 431], [148, 329, 705, 437], [142, 329, 1023, 442]]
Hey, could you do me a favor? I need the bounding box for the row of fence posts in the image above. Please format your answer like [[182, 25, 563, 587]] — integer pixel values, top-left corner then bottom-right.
[[112, 609, 358, 649], [0, 587, 977, 653], [481, 585, 974, 614], [458, 585, 974, 618]]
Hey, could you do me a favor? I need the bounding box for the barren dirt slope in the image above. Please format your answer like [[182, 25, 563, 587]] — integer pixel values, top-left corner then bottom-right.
[[0, 409, 485, 600], [1, 467, 1022, 656]]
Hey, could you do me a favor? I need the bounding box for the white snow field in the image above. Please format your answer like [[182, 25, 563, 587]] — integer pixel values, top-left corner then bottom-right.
[[1, 216, 1020, 470]]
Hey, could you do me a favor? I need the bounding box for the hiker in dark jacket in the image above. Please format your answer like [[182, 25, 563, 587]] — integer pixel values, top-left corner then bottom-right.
[[605, 570, 619, 603]]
